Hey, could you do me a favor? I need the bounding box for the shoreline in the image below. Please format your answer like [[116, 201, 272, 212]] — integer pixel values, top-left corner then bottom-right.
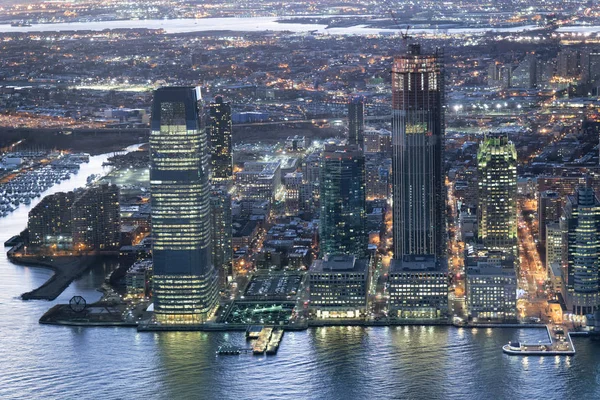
[[42, 314, 548, 331]]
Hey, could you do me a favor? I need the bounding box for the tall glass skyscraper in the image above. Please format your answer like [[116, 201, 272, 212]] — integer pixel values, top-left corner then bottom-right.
[[564, 186, 600, 316], [150, 87, 218, 324], [319, 144, 367, 259], [392, 44, 445, 259], [477, 135, 518, 254], [348, 95, 365, 148], [207, 95, 233, 183]]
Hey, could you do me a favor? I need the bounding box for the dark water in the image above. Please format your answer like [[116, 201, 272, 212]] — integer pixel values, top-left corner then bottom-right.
[[1, 152, 599, 400]]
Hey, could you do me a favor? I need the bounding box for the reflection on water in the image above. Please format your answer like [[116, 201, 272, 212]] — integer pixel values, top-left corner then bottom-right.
[[1, 154, 600, 399]]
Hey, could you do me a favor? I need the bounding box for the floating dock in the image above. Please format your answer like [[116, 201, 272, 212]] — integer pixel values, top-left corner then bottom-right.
[[266, 328, 284, 355], [216, 346, 253, 356], [252, 327, 273, 355], [502, 325, 576, 356]]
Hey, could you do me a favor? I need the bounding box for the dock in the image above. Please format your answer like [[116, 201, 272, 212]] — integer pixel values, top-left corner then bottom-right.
[[216, 346, 253, 356], [4, 235, 22, 247], [252, 327, 273, 355], [266, 328, 284, 355], [502, 325, 576, 356], [16, 255, 97, 301], [246, 325, 263, 340]]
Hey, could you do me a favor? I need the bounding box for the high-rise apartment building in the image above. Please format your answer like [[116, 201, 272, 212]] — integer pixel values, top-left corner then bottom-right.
[[319, 144, 367, 259], [28, 191, 75, 247], [210, 189, 233, 286], [71, 184, 120, 251], [587, 52, 600, 84], [207, 96, 233, 183], [563, 186, 600, 316], [556, 49, 580, 79], [150, 87, 218, 324], [510, 54, 537, 89], [392, 44, 445, 259], [348, 95, 365, 148], [477, 135, 518, 255]]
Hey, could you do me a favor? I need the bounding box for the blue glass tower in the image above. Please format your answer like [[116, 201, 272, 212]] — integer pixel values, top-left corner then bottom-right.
[[319, 144, 367, 259], [150, 87, 218, 324]]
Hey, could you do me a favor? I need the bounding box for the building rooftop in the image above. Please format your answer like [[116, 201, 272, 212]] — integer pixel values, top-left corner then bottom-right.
[[390, 255, 447, 272], [310, 255, 368, 273]]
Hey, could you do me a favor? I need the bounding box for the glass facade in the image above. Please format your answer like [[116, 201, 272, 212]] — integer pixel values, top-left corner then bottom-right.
[[564, 186, 600, 316], [319, 145, 367, 259], [391, 44, 445, 259], [348, 95, 365, 148], [150, 87, 218, 324], [477, 135, 518, 254]]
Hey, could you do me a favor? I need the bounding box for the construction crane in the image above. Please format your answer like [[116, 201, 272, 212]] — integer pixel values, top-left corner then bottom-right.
[[389, 11, 412, 44]]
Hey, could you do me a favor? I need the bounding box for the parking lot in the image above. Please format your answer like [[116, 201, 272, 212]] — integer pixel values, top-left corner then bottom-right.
[[244, 272, 303, 300]]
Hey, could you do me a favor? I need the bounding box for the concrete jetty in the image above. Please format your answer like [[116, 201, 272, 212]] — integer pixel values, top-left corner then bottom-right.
[[14, 255, 97, 301], [502, 325, 576, 356]]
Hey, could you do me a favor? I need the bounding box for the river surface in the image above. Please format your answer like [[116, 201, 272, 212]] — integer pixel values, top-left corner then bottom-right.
[[0, 17, 540, 35], [1, 150, 600, 399]]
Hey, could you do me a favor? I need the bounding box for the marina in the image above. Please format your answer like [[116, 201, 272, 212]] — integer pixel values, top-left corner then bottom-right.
[[0, 152, 89, 217]]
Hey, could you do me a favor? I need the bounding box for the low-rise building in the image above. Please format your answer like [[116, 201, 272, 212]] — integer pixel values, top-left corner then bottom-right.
[[235, 161, 281, 204], [465, 252, 517, 322], [549, 262, 564, 295], [387, 256, 449, 320], [126, 260, 153, 298], [309, 255, 370, 319]]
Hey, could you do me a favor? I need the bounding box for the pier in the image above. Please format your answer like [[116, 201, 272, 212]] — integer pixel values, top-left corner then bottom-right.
[[502, 325, 576, 356], [15, 255, 98, 301]]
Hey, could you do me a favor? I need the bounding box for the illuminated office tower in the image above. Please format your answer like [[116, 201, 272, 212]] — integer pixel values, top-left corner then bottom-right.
[[391, 44, 445, 259], [319, 144, 367, 259], [207, 95, 233, 183], [563, 186, 600, 316], [477, 135, 518, 254], [150, 87, 218, 324], [348, 95, 365, 148]]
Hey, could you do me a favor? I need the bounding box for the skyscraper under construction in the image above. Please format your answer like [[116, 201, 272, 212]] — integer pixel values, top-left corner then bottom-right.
[[391, 44, 445, 260]]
